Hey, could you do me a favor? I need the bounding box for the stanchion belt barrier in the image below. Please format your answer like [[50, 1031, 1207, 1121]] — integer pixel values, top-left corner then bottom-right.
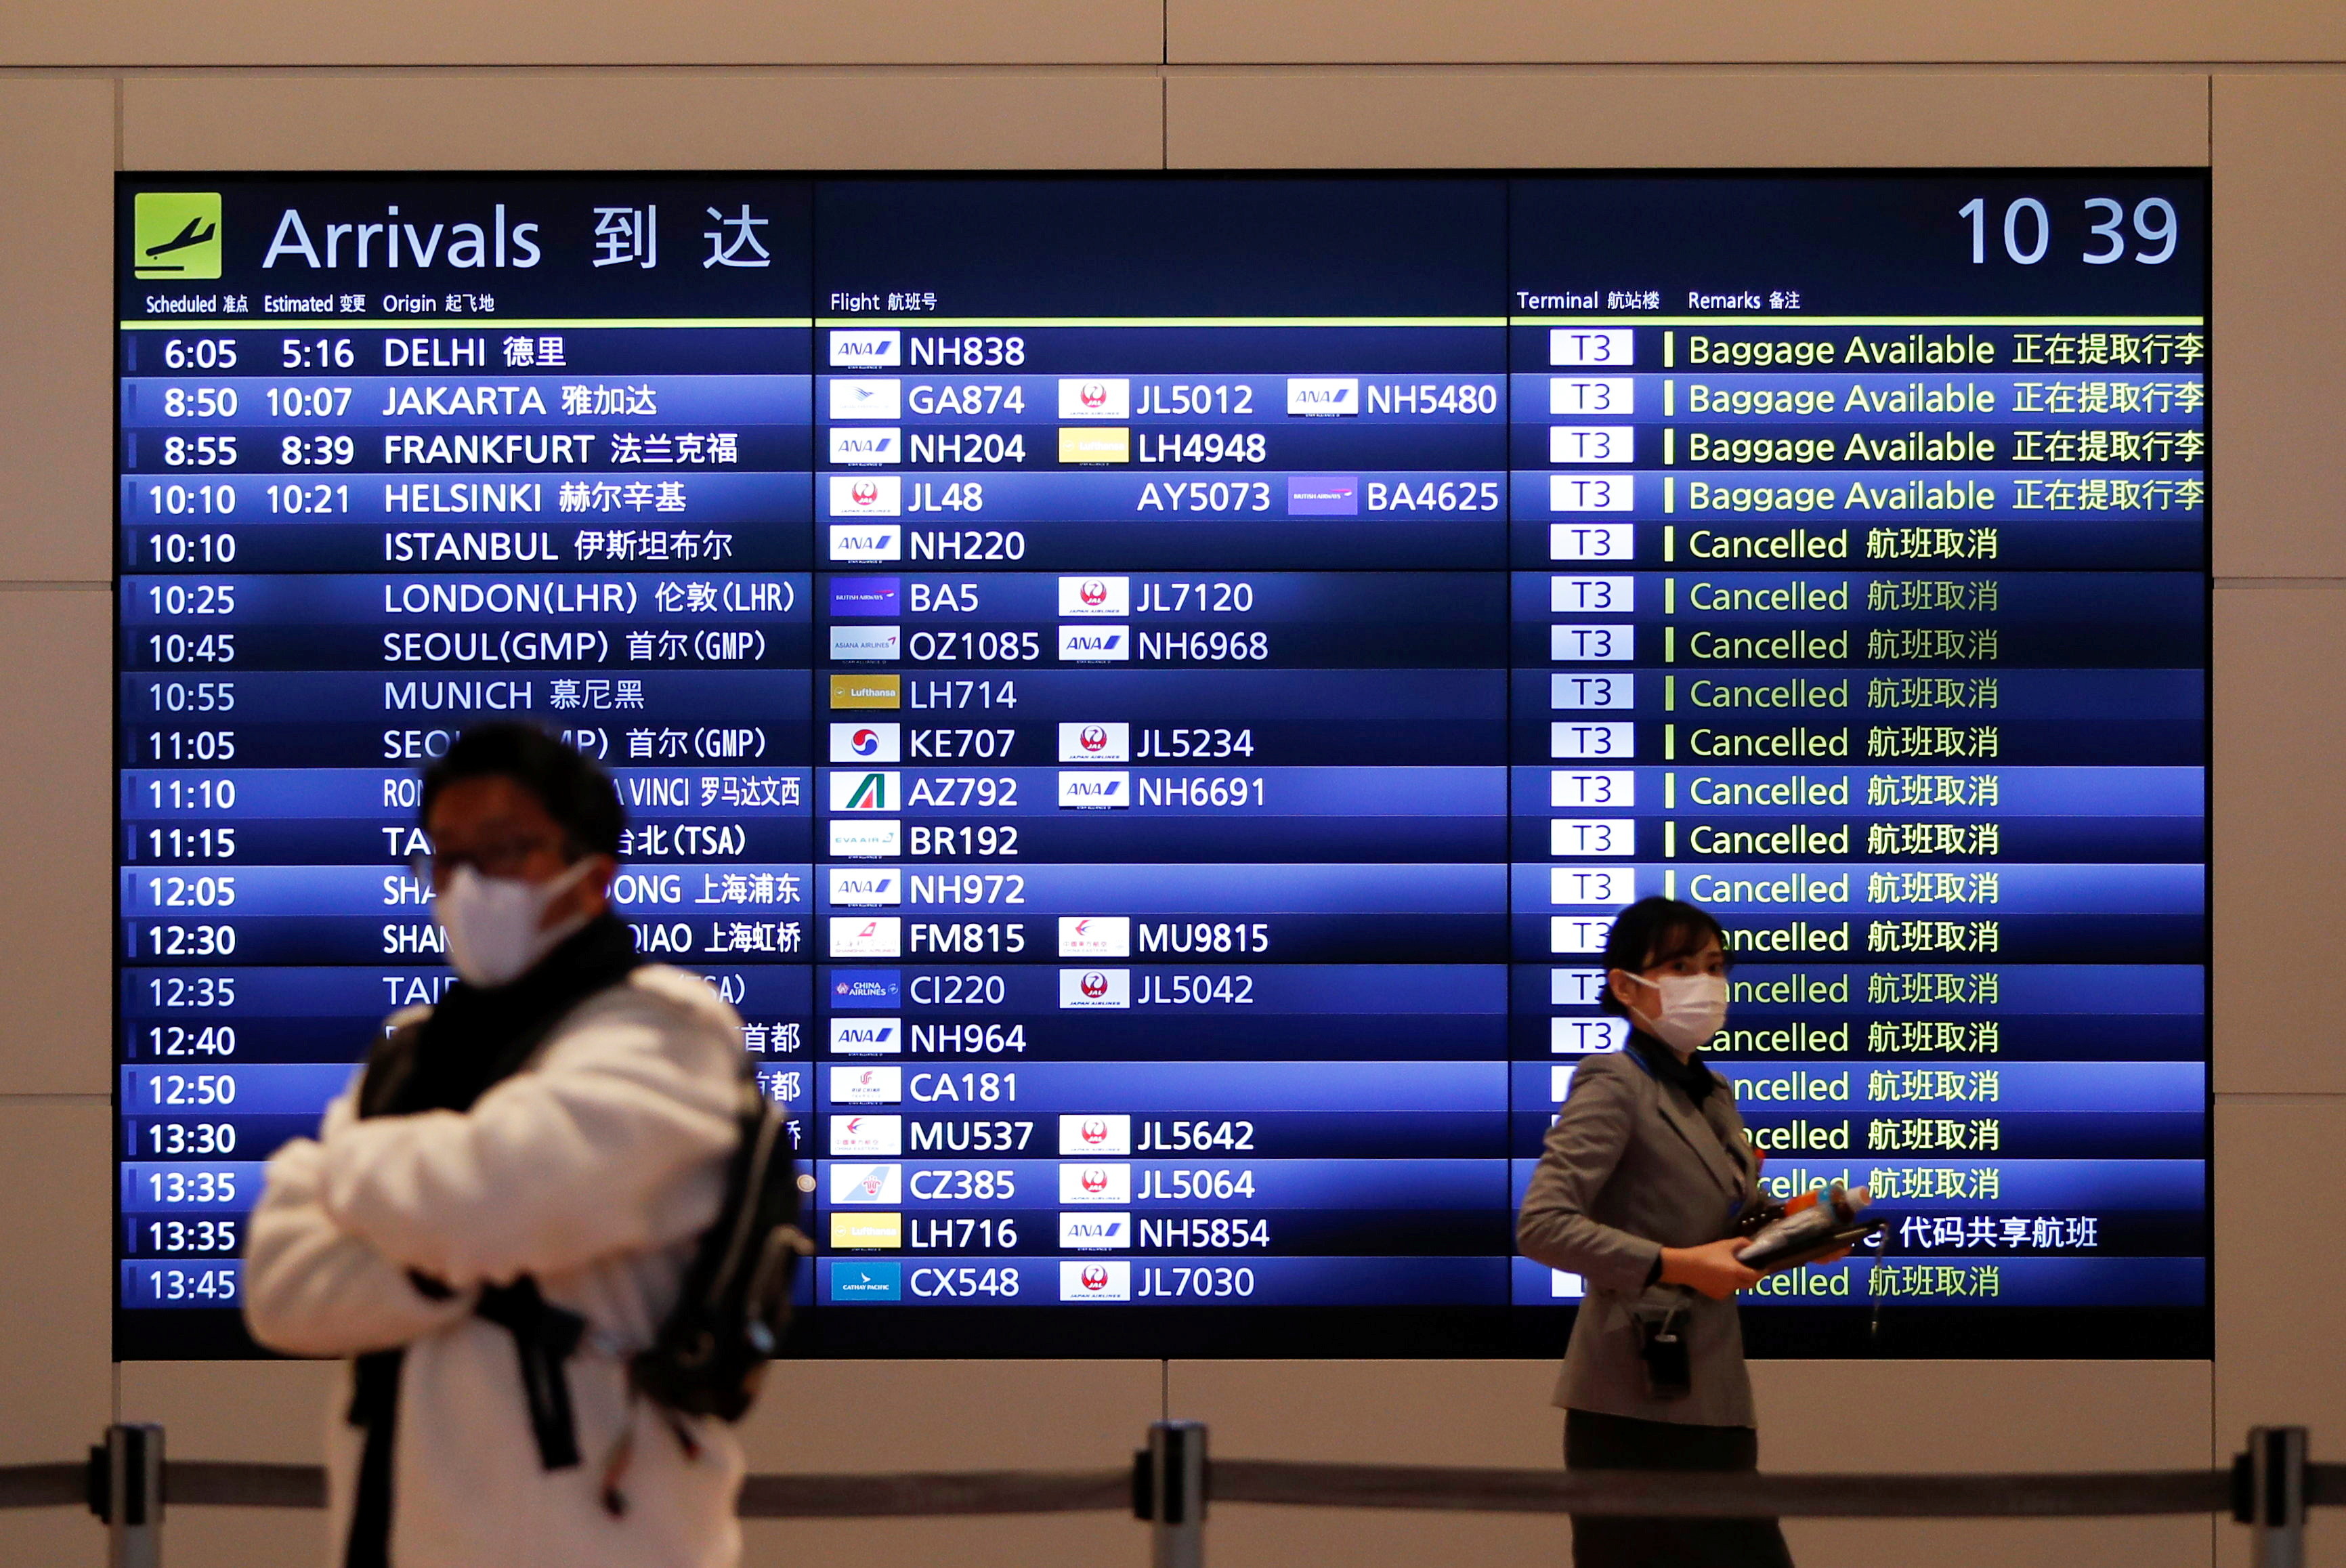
[[6, 1453, 2345, 1518]]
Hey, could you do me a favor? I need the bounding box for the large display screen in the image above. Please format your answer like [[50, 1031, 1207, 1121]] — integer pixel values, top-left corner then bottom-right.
[[114, 173, 2208, 1358]]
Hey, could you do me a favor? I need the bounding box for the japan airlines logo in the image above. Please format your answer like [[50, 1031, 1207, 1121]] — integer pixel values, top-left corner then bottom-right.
[[827, 867, 901, 907], [828, 524, 902, 564], [1058, 916, 1130, 958], [1057, 771, 1130, 809], [1057, 576, 1130, 616], [1060, 1212, 1132, 1250], [830, 771, 899, 811], [830, 722, 901, 763], [828, 1016, 902, 1054], [828, 916, 902, 958], [829, 1064, 902, 1105], [828, 377, 903, 419], [1057, 625, 1130, 662], [1059, 1162, 1132, 1202], [1057, 378, 1131, 419], [829, 475, 901, 517], [1060, 1260, 1131, 1301], [1058, 722, 1130, 763], [829, 331, 901, 368], [829, 1162, 902, 1204], [1059, 968, 1131, 1009], [1059, 1114, 1132, 1155], [1285, 377, 1359, 416], [829, 1113, 901, 1156]]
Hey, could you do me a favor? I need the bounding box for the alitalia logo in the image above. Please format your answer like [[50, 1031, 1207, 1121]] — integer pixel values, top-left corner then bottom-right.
[[830, 770, 899, 811]]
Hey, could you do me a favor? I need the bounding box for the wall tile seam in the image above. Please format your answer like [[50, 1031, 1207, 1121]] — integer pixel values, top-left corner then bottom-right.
[[0, 1093, 107, 1103], [2212, 578, 2346, 589], [2213, 1092, 2346, 1103], [0, 582, 109, 591], [0, 60, 2286, 77]]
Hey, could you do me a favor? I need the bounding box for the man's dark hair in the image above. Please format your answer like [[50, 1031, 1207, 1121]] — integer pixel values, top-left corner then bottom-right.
[[419, 722, 624, 858], [1598, 897, 1733, 1017]]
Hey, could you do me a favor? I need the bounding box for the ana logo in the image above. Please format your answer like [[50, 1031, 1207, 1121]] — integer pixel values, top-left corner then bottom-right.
[[134, 192, 223, 280], [828, 525, 903, 564], [1057, 771, 1130, 809], [827, 866, 901, 907], [1286, 377, 1361, 417], [829, 330, 901, 367], [828, 427, 901, 465], [1057, 967, 1130, 1009], [1056, 722, 1130, 763], [828, 1015, 902, 1054], [1057, 625, 1130, 662], [1059, 1212, 1131, 1250]]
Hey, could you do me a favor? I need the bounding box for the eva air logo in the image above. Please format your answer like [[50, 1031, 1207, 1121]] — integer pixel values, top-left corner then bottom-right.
[[134, 193, 222, 280]]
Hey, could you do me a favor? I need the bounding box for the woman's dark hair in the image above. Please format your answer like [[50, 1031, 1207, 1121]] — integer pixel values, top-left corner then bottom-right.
[[1598, 897, 1732, 1017], [419, 722, 624, 858]]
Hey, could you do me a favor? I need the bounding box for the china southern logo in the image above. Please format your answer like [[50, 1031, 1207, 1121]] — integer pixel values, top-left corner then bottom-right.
[[135, 193, 223, 280]]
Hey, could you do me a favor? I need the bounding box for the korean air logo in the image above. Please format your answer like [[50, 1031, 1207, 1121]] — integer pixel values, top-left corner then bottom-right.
[[1059, 1114, 1132, 1155], [830, 771, 899, 811], [1057, 722, 1130, 763], [829, 475, 901, 517], [1059, 1212, 1132, 1250], [1059, 1260, 1131, 1301], [830, 331, 901, 368], [827, 866, 901, 907], [829, 1063, 903, 1105], [828, 377, 903, 420], [828, 916, 902, 958], [829, 1113, 901, 1156], [1059, 968, 1130, 1009], [1057, 378, 1131, 419], [829, 525, 902, 564], [830, 1162, 902, 1204], [1057, 576, 1130, 616], [1057, 624, 1129, 662], [1059, 1162, 1132, 1202], [1286, 377, 1359, 417], [828, 1016, 902, 1054], [829, 722, 901, 763], [1057, 771, 1130, 809], [1058, 916, 1130, 958]]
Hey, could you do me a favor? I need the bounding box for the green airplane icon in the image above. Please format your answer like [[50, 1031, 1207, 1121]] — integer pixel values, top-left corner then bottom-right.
[[144, 216, 216, 259]]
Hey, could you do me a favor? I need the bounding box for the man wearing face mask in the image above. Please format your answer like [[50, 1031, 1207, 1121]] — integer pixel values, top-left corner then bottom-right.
[[1517, 896, 1794, 1568], [244, 722, 750, 1568]]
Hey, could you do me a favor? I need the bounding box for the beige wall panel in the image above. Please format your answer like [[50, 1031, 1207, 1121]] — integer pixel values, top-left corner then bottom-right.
[[1168, 69, 2209, 169], [4, 2, 1159, 67], [2212, 587, 2346, 1091], [2212, 73, 2346, 576], [1168, 1, 2343, 65], [118, 1360, 342, 1568], [0, 1101, 113, 1460], [1177, 1357, 2211, 1568], [0, 589, 112, 1095], [123, 70, 1164, 170], [2216, 1097, 2346, 1567], [0, 79, 115, 582]]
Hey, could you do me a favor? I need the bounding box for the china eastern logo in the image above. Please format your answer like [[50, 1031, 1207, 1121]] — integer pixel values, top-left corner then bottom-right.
[[134, 193, 222, 280]]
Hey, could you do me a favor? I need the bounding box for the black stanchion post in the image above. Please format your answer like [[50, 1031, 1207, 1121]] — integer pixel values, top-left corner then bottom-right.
[[1136, 1421, 1206, 1568], [93, 1424, 165, 1568], [2237, 1426, 2308, 1568]]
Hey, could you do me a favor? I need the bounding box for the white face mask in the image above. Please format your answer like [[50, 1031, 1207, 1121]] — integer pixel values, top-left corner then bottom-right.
[[433, 860, 597, 989], [1623, 971, 1729, 1056]]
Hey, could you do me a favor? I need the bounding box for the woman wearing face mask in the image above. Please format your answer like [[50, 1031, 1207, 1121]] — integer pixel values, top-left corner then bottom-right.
[[1517, 896, 1793, 1568]]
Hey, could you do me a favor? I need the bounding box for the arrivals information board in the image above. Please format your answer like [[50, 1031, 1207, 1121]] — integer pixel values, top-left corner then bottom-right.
[[115, 175, 2208, 1357]]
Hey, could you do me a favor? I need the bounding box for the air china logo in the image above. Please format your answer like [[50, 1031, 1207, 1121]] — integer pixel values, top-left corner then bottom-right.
[[1058, 1162, 1132, 1203], [828, 1064, 902, 1105], [830, 331, 901, 368], [1059, 1212, 1132, 1250], [828, 722, 901, 763], [1057, 722, 1130, 763], [1056, 576, 1130, 616], [1058, 968, 1130, 1009], [1057, 624, 1129, 662], [828, 378, 903, 420], [828, 915, 902, 958], [829, 475, 901, 517], [1059, 1260, 1132, 1301], [1057, 771, 1130, 809], [1058, 1114, 1132, 1155], [829, 1113, 901, 1156], [1056, 378, 1130, 419], [1058, 916, 1130, 958]]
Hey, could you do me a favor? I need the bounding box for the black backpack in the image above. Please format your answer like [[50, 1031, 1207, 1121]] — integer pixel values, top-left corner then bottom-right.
[[630, 1066, 811, 1420]]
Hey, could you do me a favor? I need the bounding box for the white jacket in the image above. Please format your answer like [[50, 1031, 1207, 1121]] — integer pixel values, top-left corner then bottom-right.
[[245, 965, 749, 1568]]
